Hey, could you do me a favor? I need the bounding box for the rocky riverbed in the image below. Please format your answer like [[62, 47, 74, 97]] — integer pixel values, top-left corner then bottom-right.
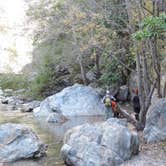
[[0, 103, 104, 166]]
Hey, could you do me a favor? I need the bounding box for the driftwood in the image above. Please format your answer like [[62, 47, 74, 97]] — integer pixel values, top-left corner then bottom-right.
[[118, 105, 137, 126]]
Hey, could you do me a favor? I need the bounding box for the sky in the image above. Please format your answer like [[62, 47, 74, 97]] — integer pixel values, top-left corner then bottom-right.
[[0, 0, 32, 73]]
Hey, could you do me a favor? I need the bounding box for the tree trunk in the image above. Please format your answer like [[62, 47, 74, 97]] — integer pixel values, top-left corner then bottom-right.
[[95, 53, 101, 79], [78, 55, 88, 85], [151, 38, 161, 97], [142, 42, 150, 96], [136, 48, 146, 129], [118, 105, 137, 127]]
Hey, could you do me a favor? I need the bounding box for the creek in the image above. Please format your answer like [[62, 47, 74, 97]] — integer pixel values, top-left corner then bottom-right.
[[0, 103, 104, 166]]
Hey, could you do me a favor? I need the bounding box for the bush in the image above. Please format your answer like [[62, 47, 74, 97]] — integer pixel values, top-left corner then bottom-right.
[[0, 74, 29, 90], [99, 59, 124, 87]]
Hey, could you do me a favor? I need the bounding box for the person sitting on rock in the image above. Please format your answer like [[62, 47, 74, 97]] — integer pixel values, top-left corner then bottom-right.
[[132, 88, 140, 121], [102, 90, 119, 119]]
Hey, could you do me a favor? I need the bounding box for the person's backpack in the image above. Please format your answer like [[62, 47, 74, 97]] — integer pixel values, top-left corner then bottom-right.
[[104, 96, 111, 107]]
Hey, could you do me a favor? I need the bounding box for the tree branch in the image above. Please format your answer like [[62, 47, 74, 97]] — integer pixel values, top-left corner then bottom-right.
[[117, 104, 137, 127], [96, 47, 135, 72]]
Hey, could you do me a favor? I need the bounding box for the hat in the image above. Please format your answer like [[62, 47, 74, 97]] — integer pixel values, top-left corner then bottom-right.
[[106, 90, 110, 94]]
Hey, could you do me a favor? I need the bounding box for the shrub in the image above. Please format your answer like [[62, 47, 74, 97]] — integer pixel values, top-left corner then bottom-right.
[[0, 74, 29, 90]]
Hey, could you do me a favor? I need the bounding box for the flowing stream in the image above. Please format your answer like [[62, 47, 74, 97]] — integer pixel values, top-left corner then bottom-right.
[[0, 103, 104, 166]]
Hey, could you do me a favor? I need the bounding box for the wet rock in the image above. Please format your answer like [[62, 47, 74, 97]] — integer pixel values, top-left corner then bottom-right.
[[20, 101, 41, 112], [46, 113, 68, 123], [34, 84, 107, 118], [143, 98, 166, 143], [3, 89, 13, 97], [0, 123, 47, 162], [116, 85, 129, 101], [61, 118, 139, 166]]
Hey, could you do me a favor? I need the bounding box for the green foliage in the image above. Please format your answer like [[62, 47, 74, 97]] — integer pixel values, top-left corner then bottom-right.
[[0, 74, 28, 90], [99, 59, 123, 86], [28, 56, 58, 99], [133, 13, 166, 41]]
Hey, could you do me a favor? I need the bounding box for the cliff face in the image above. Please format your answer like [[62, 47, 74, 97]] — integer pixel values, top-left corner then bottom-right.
[[0, 0, 33, 73]]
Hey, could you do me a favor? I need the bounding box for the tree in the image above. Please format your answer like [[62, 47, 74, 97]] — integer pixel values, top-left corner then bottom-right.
[[125, 0, 166, 129]]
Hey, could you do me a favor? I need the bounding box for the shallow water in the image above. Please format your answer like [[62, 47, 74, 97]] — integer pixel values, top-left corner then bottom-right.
[[0, 104, 104, 166]]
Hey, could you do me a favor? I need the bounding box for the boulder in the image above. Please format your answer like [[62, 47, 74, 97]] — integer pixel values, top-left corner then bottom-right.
[[0, 123, 47, 162], [0, 89, 3, 96], [20, 101, 41, 112], [46, 113, 68, 123], [94, 87, 105, 98], [34, 84, 107, 118], [1, 96, 24, 109], [143, 98, 166, 143], [86, 71, 96, 81], [61, 118, 139, 166], [151, 89, 160, 105], [161, 74, 166, 97], [116, 85, 129, 101], [3, 89, 13, 97]]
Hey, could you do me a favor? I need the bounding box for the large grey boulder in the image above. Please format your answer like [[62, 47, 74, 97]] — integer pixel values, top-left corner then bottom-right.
[[34, 84, 107, 118], [46, 113, 68, 123], [143, 98, 166, 143], [61, 118, 139, 166], [0, 123, 47, 162]]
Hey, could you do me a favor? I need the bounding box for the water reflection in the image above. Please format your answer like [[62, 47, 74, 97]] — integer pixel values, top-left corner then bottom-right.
[[37, 115, 105, 140]]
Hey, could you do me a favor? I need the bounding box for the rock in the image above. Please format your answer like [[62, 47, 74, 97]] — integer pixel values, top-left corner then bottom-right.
[[0, 89, 3, 96], [151, 89, 160, 105], [161, 74, 166, 97], [94, 87, 105, 98], [86, 71, 96, 81], [61, 118, 139, 166], [1, 96, 24, 108], [143, 98, 166, 143], [14, 89, 26, 95], [55, 65, 70, 76], [0, 123, 47, 162], [1, 97, 8, 104], [34, 84, 107, 118], [3, 89, 13, 97], [121, 142, 166, 166], [116, 85, 129, 101], [20, 101, 41, 112], [46, 113, 68, 123]]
